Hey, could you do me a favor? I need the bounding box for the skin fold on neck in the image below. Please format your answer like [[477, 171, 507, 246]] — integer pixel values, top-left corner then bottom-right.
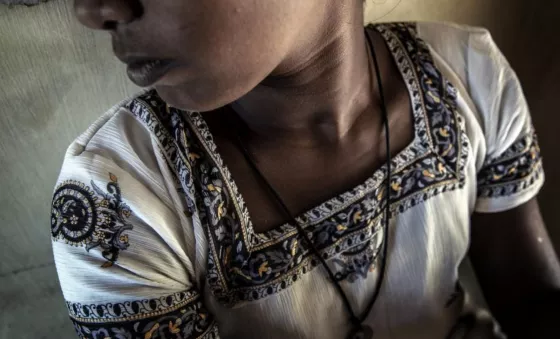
[[233, 1, 380, 148]]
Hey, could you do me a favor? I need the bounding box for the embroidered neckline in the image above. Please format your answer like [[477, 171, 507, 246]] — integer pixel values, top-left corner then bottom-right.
[[186, 24, 432, 250], [126, 22, 469, 306]]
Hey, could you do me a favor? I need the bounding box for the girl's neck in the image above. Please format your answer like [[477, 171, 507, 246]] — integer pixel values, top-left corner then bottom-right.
[[234, 1, 383, 147]]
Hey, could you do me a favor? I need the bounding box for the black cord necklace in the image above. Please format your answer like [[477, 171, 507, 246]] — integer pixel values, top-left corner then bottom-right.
[[229, 29, 391, 339]]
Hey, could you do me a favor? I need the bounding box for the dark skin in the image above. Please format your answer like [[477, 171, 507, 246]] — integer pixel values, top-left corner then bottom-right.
[[203, 27, 412, 233], [75, 0, 560, 336], [471, 200, 560, 338]]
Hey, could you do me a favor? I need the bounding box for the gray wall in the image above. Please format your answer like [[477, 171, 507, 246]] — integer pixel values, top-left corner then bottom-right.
[[1, 1, 558, 338], [1, 2, 138, 337]]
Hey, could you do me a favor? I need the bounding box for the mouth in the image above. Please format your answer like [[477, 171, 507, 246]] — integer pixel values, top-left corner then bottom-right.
[[125, 58, 178, 87]]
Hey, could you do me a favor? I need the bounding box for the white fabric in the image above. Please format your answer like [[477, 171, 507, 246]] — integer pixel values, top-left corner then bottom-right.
[[417, 22, 542, 213], [51, 22, 543, 339]]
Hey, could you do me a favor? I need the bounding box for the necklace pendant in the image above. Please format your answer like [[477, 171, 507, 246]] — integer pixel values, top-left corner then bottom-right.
[[347, 324, 374, 339]]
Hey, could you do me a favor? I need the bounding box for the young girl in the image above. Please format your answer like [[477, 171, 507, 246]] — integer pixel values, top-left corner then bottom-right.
[[51, 1, 560, 338]]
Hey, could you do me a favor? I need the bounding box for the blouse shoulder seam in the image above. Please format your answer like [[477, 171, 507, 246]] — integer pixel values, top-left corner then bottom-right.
[[67, 89, 153, 158]]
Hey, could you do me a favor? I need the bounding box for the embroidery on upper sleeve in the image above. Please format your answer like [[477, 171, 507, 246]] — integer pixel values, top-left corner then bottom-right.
[[51, 172, 133, 267], [477, 130, 543, 198]]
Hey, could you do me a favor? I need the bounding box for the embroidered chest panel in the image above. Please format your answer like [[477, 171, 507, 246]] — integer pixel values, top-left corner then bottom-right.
[[126, 23, 469, 307]]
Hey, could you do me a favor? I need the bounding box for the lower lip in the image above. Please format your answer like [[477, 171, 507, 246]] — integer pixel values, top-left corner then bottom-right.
[[126, 59, 177, 87]]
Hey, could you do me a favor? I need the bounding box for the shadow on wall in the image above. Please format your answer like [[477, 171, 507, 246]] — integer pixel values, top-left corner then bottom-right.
[[0, 0, 48, 5], [0, 1, 138, 338]]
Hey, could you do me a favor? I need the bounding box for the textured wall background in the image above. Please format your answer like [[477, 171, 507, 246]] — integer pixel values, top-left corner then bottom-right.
[[0, 0, 558, 338]]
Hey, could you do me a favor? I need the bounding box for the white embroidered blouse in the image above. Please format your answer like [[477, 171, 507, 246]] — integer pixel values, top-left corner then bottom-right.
[[51, 22, 544, 339]]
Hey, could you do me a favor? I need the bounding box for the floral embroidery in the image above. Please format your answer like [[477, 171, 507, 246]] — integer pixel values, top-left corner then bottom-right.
[[127, 23, 473, 307], [68, 291, 219, 339], [68, 291, 195, 320], [127, 96, 201, 216], [51, 173, 132, 267], [477, 131, 543, 197], [378, 23, 469, 215], [331, 233, 384, 283]]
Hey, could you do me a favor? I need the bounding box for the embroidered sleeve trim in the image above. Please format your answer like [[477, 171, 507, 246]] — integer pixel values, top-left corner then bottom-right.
[[477, 131, 543, 198], [68, 291, 219, 339], [67, 291, 198, 322]]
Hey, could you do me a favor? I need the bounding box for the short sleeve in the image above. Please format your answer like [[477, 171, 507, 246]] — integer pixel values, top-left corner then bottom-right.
[[466, 29, 544, 213], [50, 107, 220, 338]]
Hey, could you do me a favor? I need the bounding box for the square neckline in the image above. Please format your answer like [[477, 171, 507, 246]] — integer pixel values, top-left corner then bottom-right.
[[123, 22, 468, 305], [185, 23, 431, 249]]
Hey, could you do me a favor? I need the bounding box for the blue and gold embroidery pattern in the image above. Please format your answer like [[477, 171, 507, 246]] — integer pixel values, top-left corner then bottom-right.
[[477, 130, 543, 197], [377, 23, 470, 215], [51, 173, 133, 267], [68, 291, 219, 339], [126, 22, 471, 307]]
